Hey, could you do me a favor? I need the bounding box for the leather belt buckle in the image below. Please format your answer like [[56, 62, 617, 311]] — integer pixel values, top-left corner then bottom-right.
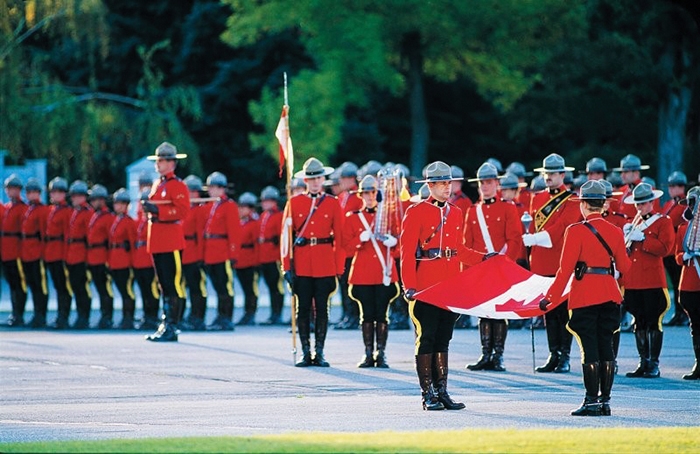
[[309, 237, 318, 246], [444, 248, 453, 259]]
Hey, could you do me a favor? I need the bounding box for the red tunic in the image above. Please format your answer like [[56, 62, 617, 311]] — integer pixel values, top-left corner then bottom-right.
[[65, 203, 94, 265], [1, 200, 27, 261], [528, 186, 582, 276], [663, 197, 686, 231], [343, 208, 398, 285], [257, 208, 282, 265], [147, 172, 190, 254], [400, 197, 483, 291], [282, 193, 345, 277], [203, 196, 241, 265], [602, 211, 629, 230], [109, 214, 136, 270], [132, 214, 152, 269], [44, 202, 71, 262], [623, 212, 675, 290], [675, 223, 700, 292], [449, 189, 473, 214], [20, 201, 49, 262], [87, 207, 115, 266], [182, 203, 208, 265], [518, 188, 533, 212], [236, 214, 259, 269], [463, 198, 522, 261], [545, 214, 631, 308]]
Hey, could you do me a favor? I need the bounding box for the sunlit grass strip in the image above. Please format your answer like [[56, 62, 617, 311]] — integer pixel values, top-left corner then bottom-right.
[[2, 427, 698, 453]]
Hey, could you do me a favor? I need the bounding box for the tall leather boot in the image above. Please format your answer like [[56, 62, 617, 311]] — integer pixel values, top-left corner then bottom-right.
[[145, 297, 180, 342], [53, 293, 72, 329], [433, 352, 465, 410], [118, 295, 135, 330], [184, 295, 207, 331], [416, 354, 444, 411], [612, 330, 620, 375], [358, 322, 375, 368], [29, 292, 49, 328], [295, 317, 313, 367], [644, 330, 663, 378], [491, 320, 507, 372], [626, 328, 649, 377], [8, 289, 27, 327], [682, 337, 700, 380], [467, 318, 493, 370], [536, 313, 561, 372], [208, 295, 234, 330], [554, 326, 572, 373], [312, 315, 330, 367], [72, 294, 91, 330], [374, 322, 389, 368], [571, 362, 602, 416], [598, 360, 615, 416]]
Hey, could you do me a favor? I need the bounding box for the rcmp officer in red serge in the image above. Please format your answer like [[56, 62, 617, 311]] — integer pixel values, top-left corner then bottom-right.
[[663, 170, 689, 327], [523, 153, 582, 373], [621, 182, 675, 378], [20, 178, 50, 328], [463, 163, 522, 372], [400, 161, 486, 411], [142, 142, 191, 342], [540, 180, 632, 416], [282, 157, 346, 368], [343, 175, 400, 369], [87, 184, 116, 329], [44, 177, 73, 329], [202, 171, 241, 331], [1, 174, 28, 327], [65, 180, 94, 329], [179, 175, 209, 331], [235, 191, 260, 326], [675, 186, 700, 379], [613, 154, 660, 219], [133, 189, 161, 330], [109, 188, 137, 329], [257, 186, 285, 325]]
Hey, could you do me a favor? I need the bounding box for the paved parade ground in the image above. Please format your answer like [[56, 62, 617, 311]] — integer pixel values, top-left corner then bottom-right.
[[1, 306, 699, 444]]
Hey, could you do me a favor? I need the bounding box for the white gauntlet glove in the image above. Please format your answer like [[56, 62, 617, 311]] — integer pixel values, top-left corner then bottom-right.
[[628, 229, 645, 242], [359, 230, 372, 242], [382, 235, 397, 247], [522, 231, 552, 248], [622, 223, 633, 236]]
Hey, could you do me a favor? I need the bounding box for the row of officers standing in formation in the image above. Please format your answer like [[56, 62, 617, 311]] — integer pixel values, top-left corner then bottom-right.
[[2, 143, 699, 414]]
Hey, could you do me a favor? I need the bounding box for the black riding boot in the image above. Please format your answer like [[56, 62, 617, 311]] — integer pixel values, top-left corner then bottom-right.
[[626, 328, 649, 377], [358, 322, 375, 368], [416, 354, 444, 411], [374, 322, 389, 368], [598, 360, 615, 416], [146, 297, 180, 342], [491, 320, 507, 372], [571, 362, 602, 416], [612, 330, 620, 374], [554, 326, 572, 373], [295, 317, 313, 367], [683, 337, 700, 380], [644, 330, 663, 378], [537, 312, 561, 372], [433, 352, 465, 410], [312, 315, 330, 367], [467, 318, 493, 371]]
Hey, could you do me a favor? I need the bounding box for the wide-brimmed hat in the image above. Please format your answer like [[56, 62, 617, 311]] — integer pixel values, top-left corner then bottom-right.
[[147, 142, 187, 160], [68, 180, 88, 196], [450, 165, 465, 179], [48, 177, 68, 192], [89, 184, 109, 200], [416, 161, 463, 183], [4, 174, 22, 189], [505, 162, 532, 178], [260, 186, 280, 201], [599, 179, 622, 198], [582, 157, 608, 174], [623, 182, 663, 204], [338, 162, 358, 178], [409, 183, 431, 203], [499, 172, 528, 190], [533, 153, 575, 173], [294, 157, 334, 179], [184, 175, 203, 192], [238, 192, 258, 207], [357, 175, 378, 193], [25, 178, 42, 192], [613, 154, 649, 172], [113, 188, 130, 203], [467, 163, 506, 182], [206, 171, 228, 188], [572, 180, 607, 201], [667, 171, 687, 186]]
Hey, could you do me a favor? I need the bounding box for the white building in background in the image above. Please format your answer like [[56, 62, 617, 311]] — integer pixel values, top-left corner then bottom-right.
[[0, 150, 47, 204], [125, 157, 157, 219]]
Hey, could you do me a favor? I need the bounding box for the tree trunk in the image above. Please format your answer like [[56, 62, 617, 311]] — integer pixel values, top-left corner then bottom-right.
[[402, 32, 429, 179], [657, 43, 693, 200]]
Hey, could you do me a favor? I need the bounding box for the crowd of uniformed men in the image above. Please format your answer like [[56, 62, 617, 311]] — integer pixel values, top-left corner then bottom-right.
[[2, 142, 699, 414]]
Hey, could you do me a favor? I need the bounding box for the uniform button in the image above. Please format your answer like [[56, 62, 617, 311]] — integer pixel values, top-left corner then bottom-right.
[[311, 221, 315, 224]]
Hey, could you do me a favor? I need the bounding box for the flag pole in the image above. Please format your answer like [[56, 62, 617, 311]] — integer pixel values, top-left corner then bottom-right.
[[521, 212, 536, 374], [282, 72, 297, 365]]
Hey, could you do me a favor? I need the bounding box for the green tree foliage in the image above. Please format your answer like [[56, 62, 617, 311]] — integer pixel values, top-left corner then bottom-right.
[[222, 0, 585, 174]]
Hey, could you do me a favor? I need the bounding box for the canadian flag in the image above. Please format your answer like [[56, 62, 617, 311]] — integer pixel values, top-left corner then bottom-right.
[[275, 105, 294, 179], [413, 255, 571, 319]]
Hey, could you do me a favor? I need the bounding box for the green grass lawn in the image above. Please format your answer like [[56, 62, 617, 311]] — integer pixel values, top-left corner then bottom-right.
[[2, 427, 699, 453]]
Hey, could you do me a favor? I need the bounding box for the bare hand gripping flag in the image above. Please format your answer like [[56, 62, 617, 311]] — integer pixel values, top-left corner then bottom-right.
[[413, 255, 571, 319]]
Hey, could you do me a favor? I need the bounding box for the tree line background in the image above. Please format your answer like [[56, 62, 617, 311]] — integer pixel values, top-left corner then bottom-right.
[[2, 0, 699, 199]]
